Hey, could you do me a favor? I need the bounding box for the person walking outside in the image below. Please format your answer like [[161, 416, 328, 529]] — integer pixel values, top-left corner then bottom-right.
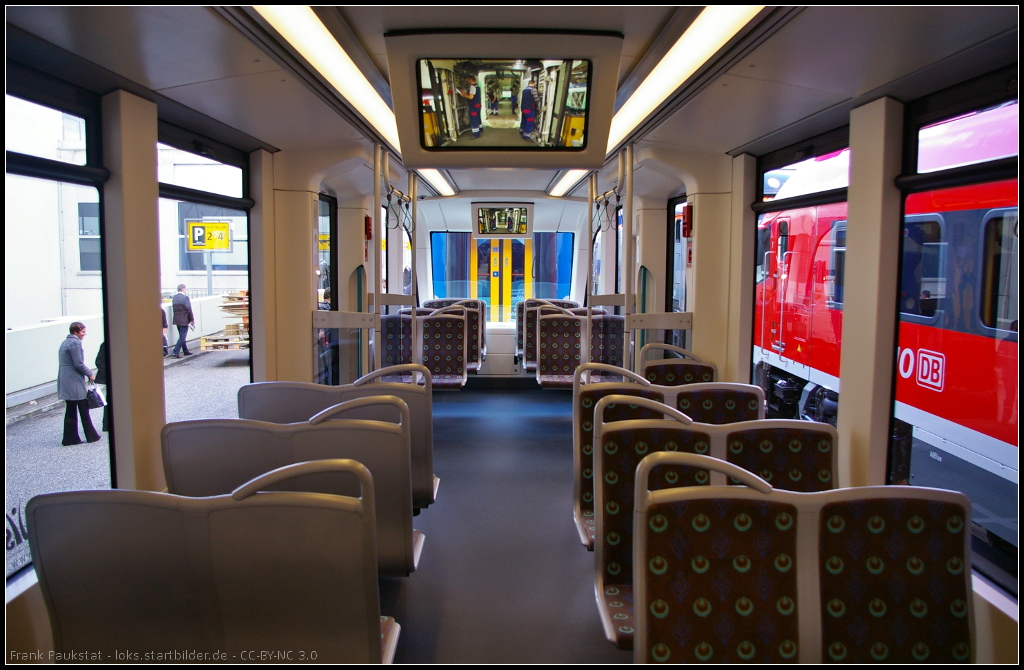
[[58, 322, 100, 446], [171, 284, 195, 358]]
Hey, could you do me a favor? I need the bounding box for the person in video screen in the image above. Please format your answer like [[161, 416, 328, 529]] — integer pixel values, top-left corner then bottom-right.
[[457, 74, 483, 139], [520, 78, 538, 141]]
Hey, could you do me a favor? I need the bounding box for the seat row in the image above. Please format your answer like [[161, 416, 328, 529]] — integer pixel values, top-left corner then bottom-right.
[[28, 364, 440, 663], [571, 356, 975, 662], [380, 299, 486, 389]]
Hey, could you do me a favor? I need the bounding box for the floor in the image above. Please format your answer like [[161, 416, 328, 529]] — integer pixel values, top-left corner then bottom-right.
[[380, 387, 632, 663]]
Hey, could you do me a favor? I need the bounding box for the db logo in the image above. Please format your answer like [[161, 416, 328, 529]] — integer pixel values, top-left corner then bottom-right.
[[898, 347, 945, 391]]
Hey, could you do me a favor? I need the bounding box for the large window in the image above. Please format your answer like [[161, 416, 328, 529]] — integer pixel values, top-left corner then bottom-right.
[[431, 231, 573, 322], [5, 92, 110, 578], [892, 82, 1017, 594], [752, 143, 849, 425]]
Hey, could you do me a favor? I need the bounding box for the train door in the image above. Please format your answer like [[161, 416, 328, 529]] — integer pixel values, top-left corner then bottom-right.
[[473, 237, 528, 322], [771, 218, 790, 356]]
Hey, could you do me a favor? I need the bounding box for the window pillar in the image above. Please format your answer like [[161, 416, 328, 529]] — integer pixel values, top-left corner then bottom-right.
[[837, 96, 904, 487], [101, 89, 164, 491]]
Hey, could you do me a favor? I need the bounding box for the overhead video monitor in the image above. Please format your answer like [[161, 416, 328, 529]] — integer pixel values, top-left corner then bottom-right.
[[417, 59, 590, 151], [472, 203, 534, 239]]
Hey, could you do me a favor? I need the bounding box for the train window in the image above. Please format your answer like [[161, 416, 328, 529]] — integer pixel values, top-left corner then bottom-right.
[[5, 94, 87, 166], [6, 177, 109, 579], [769, 148, 850, 200], [157, 143, 243, 199], [892, 178, 1019, 593], [899, 216, 945, 317], [754, 219, 771, 283], [430, 231, 573, 321], [826, 222, 846, 308], [917, 100, 1018, 173], [980, 208, 1018, 331]]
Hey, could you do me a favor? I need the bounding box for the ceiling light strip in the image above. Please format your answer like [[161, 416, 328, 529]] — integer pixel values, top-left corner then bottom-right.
[[418, 169, 456, 197], [549, 169, 590, 197], [253, 6, 402, 152], [606, 5, 764, 153]]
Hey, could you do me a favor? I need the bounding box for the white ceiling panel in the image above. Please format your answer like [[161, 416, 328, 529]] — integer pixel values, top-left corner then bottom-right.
[[6, 6, 282, 91], [158, 70, 364, 151], [645, 74, 849, 154], [728, 6, 1018, 97], [447, 169, 560, 192]]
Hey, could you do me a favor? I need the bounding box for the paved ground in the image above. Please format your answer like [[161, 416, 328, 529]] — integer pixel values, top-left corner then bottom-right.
[[5, 348, 250, 577]]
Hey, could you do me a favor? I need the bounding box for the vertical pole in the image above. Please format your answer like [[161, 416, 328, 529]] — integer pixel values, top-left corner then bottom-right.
[[623, 144, 634, 371], [205, 251, 213, 296], [587, 172, 596, 365], [372, 144, 382, 371], [409, 172, 419, 363]]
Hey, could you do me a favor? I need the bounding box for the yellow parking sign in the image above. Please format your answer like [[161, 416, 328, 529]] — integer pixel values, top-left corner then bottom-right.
[[187, 221, 232, 251]]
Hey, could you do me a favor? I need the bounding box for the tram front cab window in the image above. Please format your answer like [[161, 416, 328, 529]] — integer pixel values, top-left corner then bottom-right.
[[430, 231, 573, 322]]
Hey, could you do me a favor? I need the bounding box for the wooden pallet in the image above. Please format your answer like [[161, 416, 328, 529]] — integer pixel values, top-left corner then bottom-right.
[[201, 333, 250, 351]]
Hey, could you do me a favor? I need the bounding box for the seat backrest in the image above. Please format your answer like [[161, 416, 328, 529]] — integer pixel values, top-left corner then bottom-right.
[[381, 313, 414, 367], [237, 365, 434, 508], [640, 343, 718, 385], [633, 453, 974, 664], [673, 382, 763, 423], [517, 298, 577, 359], [164, 397, 416, 575], [536, 312, 585, 386], [417, 312, 467, 388], [572, 369, 664, 539], [590, 314, 624, 367], [28, 460, 384, 662]]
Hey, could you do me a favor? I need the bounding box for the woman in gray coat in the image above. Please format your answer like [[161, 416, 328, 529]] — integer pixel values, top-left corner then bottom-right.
[[58, 322, 100, 445]]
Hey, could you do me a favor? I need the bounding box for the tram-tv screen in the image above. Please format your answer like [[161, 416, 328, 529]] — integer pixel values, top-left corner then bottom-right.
[[417, 59, 590, 151], [472, 203, 534, 239]]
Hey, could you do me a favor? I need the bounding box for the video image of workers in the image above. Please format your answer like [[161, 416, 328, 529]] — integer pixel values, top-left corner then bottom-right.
[[418, 59, 589, 150], [477, 207, 529, 235]]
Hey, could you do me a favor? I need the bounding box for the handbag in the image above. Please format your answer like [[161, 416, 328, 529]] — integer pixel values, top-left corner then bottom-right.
[[86, 383, 106, 409]]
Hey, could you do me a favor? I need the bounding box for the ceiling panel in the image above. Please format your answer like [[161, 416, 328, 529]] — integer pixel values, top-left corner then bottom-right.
[[645, 73, 848, 154], [157, 70, 364, 151], [447, 168, 560, 192], [727, 6, 1018, 97], [6, 6, 282, 91]]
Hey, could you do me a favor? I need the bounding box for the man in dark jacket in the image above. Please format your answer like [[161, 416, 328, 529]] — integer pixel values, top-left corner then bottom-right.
[[171, 284, 195, 358]]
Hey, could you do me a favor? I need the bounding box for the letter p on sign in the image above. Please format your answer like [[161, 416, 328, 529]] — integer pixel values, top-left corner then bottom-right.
[[915, 349, 945, 391], [193, 225, 206, 246]]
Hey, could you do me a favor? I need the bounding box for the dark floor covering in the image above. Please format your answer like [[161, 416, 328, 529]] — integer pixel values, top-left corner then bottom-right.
[[447, 126, 536, 148], [380, 387, 632, 664]]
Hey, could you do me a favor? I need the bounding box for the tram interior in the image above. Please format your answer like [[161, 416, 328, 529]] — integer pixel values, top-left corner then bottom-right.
[[4, 6, 1018, 664]]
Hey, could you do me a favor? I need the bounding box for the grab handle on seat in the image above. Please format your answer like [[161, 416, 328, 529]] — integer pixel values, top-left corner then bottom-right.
[[354, 364, 431, 387], [232, 458, 376, 516], [640, 343, 703, 365], [636, 452, 773, 495], [594, 394, 692, 426], [309, 395, 410, 430], [574, 363, 650, 387]]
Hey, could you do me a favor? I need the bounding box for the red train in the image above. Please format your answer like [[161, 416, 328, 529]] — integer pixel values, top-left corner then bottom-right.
[[753, 162, 1018, 500]]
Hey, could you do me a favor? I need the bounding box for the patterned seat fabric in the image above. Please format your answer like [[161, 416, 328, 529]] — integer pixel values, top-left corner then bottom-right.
[[381, 314, 413, 367], [640, 497, 801, 663], [725, 427, 836, 491], [537, 315, 584, 386], [527, 307, 569, 372], [817, 499, 972, 663], [598, 427, 713, 649], [516, 299, 577, 358], [591, 315, 625, 369], [644, 361, 717, 386], [420, 315, 466, 389], [677, 388, 761, 424], [577, 389, 666, 547], [424, 300, 485, 367]]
